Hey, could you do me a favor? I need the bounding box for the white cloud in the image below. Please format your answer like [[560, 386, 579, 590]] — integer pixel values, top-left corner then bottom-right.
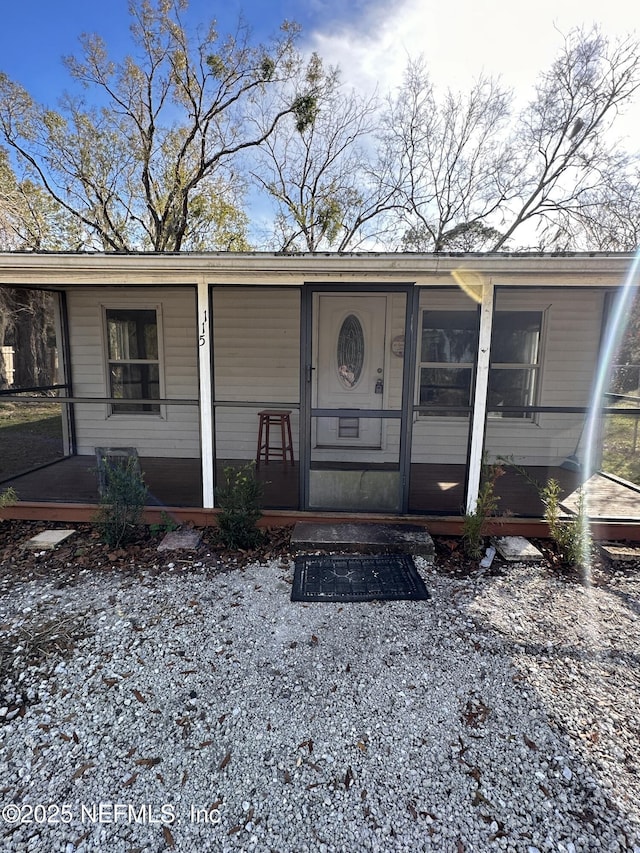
[[305, 0, 640, 111], [306, 0, 427, 95]]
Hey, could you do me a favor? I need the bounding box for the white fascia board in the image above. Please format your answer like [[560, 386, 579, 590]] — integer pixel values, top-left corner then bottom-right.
[[0, 252, 635, 289]]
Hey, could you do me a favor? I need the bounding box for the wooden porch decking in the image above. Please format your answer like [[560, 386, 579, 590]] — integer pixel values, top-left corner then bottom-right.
[[2, 456, 637, 521], [2, 456, 204, 507], [1, 457, 300, 510]]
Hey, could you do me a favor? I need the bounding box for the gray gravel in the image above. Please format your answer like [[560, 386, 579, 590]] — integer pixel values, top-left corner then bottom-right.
[[1, 552, 639, 852]]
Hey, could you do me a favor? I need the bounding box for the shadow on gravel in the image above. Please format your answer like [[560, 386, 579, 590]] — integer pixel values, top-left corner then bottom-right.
[[462, 567, 640, 847]]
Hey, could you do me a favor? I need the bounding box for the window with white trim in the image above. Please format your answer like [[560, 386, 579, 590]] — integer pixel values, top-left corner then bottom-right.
[[105, 308, 161, 414], [418, 310, 542, 418], [488, 312, 542, 418], [418, 311, 478, 415]]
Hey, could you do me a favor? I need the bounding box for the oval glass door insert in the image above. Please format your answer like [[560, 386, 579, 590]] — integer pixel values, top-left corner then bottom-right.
[[337, 314, 364, 388]]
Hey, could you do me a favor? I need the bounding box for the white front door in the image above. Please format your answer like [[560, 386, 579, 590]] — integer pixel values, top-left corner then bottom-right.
[[314, 294, 387, 448]]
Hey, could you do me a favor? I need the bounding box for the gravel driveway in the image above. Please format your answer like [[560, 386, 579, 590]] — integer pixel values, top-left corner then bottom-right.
[[1, 550, 639, 852]]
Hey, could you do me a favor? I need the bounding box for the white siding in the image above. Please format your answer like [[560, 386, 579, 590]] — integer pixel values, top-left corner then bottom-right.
[[484, 288, 605, 465], [67, 287, 200, 457], [65, 281, 605, 471], [213, 288, 300, 459], [411, 287, 606, 465]]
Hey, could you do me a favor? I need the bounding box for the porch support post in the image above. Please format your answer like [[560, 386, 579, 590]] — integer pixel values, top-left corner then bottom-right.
[[466, 283, 495, 514], [197, 277, 215, 508], [399, 285, 419, 514]]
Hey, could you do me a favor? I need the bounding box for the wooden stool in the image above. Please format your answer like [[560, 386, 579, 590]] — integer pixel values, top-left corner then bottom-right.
[[256, 410, 294, 467]]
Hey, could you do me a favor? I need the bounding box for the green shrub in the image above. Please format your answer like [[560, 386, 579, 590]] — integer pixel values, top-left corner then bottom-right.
[[94, 456, 148, 547], [498, 457, 591, 570], [0, 487, 17, 509], [149, 510, 179, 537], [214, 462, 264, 550], [462, 461, 503, 560], [540, 477, 591, 569]]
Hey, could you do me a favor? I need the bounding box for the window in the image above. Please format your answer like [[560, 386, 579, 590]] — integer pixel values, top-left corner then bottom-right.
[[418, 311, 478, 414], [105, 308, 161, 414], [488, 312, 542, 418], [418, 310, 542, 417], [337, 314, 365, 388]]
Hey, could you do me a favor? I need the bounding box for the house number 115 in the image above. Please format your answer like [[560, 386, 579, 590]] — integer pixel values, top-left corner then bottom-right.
[[199, 310, 207, 346]]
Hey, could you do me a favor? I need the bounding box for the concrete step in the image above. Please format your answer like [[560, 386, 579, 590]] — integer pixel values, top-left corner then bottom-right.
[[291, 521, 435, 560]]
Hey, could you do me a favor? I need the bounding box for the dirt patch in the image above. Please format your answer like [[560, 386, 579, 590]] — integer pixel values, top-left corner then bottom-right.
[[0, 403, 64, 480], [0, 520, 294, 586], [1, 519, 635, 589]]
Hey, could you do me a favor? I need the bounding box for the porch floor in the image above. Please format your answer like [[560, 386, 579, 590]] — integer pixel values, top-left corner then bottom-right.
[[2, 456, 204, 507], [2, 456, 638, 520], [1, 456, 299, 510]]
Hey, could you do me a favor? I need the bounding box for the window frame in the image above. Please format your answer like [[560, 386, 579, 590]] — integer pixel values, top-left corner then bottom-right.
[[416, 308, 544, 420], [102, 304, 165, 417], [416, 309, 479, 417], [487, 311, 544, 420]]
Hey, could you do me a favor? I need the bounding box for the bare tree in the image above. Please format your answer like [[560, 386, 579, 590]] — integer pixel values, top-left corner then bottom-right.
[[382, 27, 640, 252], [544, 157, 640, 251], [0, 147, 84, 250], [380, 59, 514, 251], [251, 55, 403, 252], [495, 27, 640, 250], [0, 0, 318, 252]]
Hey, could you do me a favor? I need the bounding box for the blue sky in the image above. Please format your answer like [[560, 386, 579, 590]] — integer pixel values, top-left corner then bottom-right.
[[1, 0, 636, 247], [1, 0, 638, 114], [0, 1, 371, 101]]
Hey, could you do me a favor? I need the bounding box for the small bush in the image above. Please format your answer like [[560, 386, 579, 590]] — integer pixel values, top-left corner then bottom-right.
[[94, 456, 148, 547], [0, 487, 17, 509], [214, 462, 264, 550], [498, 457, 592, 570], [149, 510, 179, 537], [462, 461, 504, 560], [541, 477, 591, 569]]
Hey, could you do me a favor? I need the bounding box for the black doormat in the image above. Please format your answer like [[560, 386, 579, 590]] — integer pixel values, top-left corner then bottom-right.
[[291, 554, 430, 602]]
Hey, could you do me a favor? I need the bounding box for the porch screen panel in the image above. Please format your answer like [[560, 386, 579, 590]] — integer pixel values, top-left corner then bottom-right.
[[0, 288, 71, 479], [409, 288, 478, 514], [481, 286, 638, 520], [408, 414, 471, 514], [483, 411, 592, 517], [307, 291, 407, 512], [1, 286, 201, 502], [212, 286, 300, 510], [309, 415, 402, 512]]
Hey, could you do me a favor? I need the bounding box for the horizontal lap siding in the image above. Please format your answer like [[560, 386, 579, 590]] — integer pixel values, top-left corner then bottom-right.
[[412, 287, 606, 465], [484, 288, 605, 465], [65, 282, 605, 471], [215, 407, 299, 460], [67, 287, 200, 457], [213, 288, 300, 459]]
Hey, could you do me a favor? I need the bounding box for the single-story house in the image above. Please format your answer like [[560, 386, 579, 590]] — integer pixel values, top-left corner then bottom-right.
[[1, 251, 638, 533]]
